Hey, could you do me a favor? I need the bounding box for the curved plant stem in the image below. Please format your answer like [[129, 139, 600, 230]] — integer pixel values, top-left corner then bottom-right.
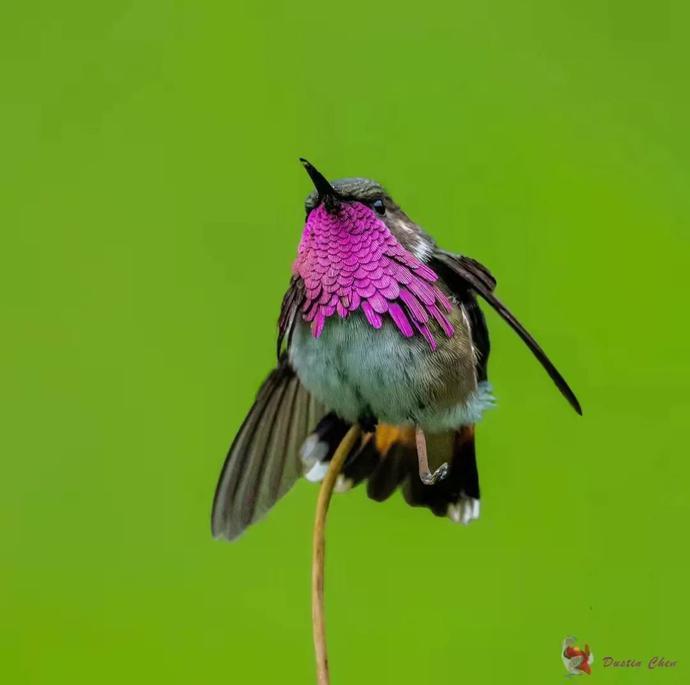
[[312, 425, 362, 685]]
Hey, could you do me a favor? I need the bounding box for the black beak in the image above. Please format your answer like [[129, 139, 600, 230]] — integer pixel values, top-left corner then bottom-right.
[[299, 158, 340, 212]]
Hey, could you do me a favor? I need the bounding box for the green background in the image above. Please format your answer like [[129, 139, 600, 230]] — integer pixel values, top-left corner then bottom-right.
[[2, 1, 688, 683]]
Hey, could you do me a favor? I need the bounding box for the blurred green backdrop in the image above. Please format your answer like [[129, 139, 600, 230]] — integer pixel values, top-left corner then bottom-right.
[[2, 1, 689, 683]]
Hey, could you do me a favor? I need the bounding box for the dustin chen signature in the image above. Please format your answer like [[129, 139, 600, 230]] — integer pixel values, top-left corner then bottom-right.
[[603, 656, 678, 669]]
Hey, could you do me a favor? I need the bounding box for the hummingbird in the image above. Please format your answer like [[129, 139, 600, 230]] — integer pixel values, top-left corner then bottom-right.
[[212, 159, 581, 540]]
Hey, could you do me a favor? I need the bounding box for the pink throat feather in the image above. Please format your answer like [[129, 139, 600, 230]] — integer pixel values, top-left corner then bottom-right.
[[294, 202, 454, 350]]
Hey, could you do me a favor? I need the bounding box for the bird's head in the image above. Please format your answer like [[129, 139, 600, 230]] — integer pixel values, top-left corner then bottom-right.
[[299, 158, 434, 260]]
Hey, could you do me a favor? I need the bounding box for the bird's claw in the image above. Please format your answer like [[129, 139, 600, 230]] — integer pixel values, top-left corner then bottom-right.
[[420, 462, 449, 485]]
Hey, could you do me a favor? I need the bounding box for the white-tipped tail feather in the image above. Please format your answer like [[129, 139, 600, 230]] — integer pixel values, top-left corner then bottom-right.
[[447, 492, 480, 525]]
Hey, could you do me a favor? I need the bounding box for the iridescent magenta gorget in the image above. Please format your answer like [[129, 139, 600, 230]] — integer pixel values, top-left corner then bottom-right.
[[294, 202, 455, 350]]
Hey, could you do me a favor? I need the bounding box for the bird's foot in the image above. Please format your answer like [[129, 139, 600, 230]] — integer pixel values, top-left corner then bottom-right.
[[420, 462, 449, 485], [415, 426, 449, 485]]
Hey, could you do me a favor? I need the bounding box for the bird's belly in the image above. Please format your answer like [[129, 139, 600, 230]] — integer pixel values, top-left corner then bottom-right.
[[289, 311, 493, 432]]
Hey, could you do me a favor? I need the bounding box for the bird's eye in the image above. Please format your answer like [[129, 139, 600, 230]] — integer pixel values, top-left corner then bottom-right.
[[372, 198, 385, 216]]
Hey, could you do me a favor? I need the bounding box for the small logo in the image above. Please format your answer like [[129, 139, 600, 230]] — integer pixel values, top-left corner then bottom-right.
[[562, 636, 593, 676]]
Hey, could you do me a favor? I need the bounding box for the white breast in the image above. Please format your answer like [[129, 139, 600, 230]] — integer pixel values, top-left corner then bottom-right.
[[289, 311, 494, 432]]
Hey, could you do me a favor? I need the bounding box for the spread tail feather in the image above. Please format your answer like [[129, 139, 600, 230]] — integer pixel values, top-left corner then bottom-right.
[[302, 416, 481, 525]]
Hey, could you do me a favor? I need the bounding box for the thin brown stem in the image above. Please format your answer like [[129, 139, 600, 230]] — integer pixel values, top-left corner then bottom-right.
[[312, 424, 362, 685]]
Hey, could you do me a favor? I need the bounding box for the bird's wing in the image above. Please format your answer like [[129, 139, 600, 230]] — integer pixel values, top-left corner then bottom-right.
[[460, 288, 491, 383], [211, 354, 326, 541], [277, 275, 306, 358], [431, 250, 582, 415]]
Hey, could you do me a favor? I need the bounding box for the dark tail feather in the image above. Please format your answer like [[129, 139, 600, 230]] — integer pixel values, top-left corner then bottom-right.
[[366, 441, 410, 502], [303, 420, 482, 525], [301, 412, 352, 482], [402, 426, 480, 523]]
